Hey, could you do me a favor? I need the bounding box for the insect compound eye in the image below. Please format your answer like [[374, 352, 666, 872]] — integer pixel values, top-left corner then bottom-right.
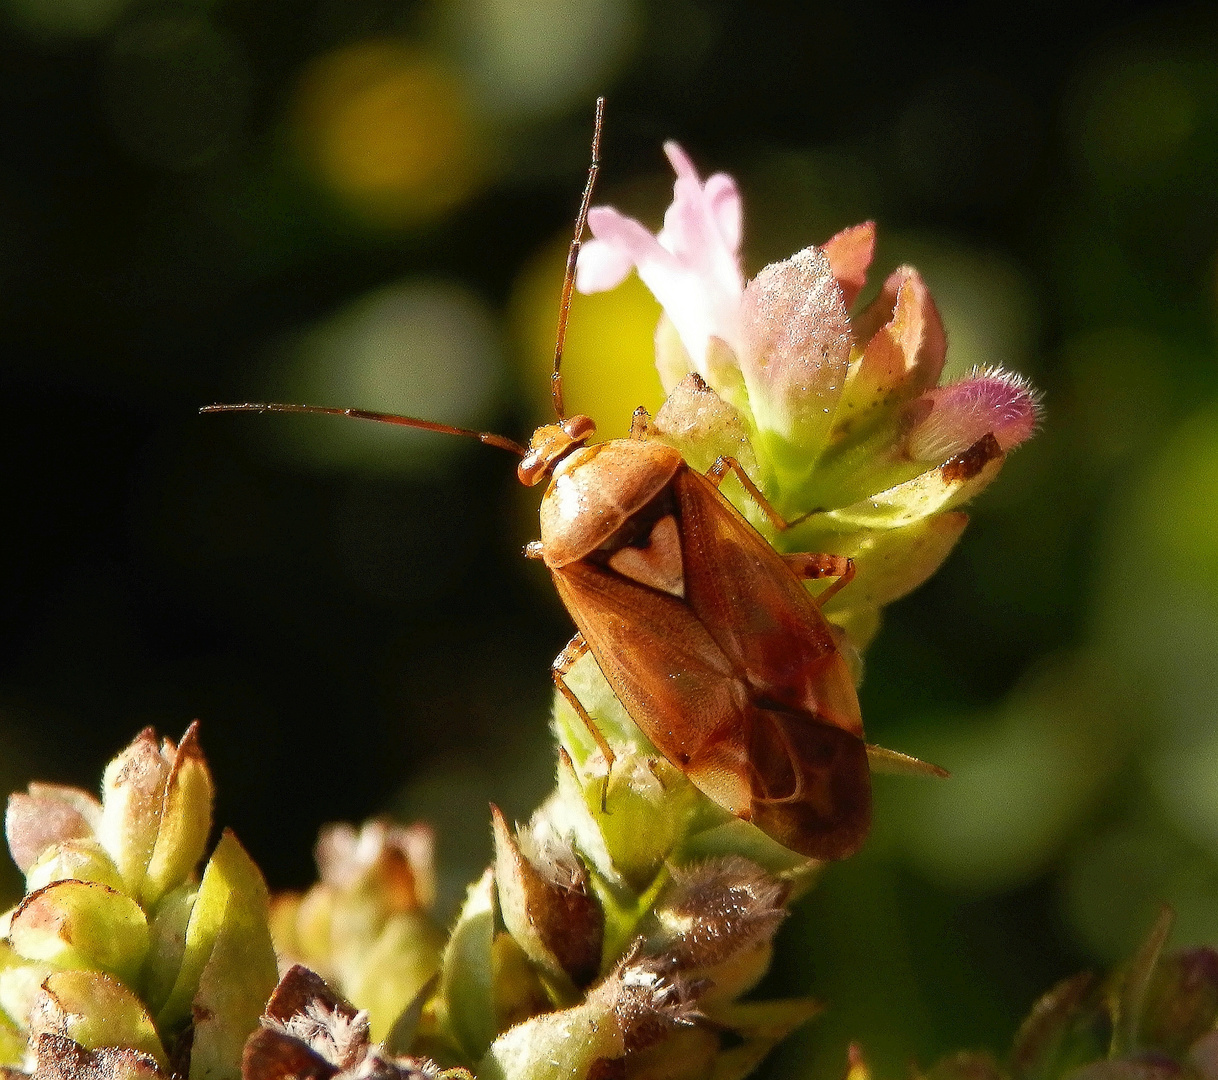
[[517, 449, 549, 487]]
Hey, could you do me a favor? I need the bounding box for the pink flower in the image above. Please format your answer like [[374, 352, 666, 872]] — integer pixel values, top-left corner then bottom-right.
[[578, 142, 1040, 469], [577, 142, 745, 378]]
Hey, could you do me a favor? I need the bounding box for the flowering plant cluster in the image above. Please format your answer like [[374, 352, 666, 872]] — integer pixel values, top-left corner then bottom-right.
[[579, 142, 1038, 653], [0, 141, 1052, 1080]]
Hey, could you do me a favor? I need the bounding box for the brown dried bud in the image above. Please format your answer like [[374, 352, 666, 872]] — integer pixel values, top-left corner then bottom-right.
[[490, 805, 603, 991], [586, 952, 704, 1057], [31, 1034, 166, 1080], [243, 967, 440, 1080]]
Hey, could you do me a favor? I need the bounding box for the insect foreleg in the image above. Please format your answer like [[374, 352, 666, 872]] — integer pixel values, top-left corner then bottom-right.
[[782, 553, 856, 607], [552, 633, 616, 811], [706, 456, 796, 532]]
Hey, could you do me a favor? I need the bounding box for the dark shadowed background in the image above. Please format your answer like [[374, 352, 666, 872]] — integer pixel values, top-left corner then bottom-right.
[[4, 0, 1218, 1076]]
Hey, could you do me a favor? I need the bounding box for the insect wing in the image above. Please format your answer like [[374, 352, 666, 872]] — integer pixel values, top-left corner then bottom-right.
[[744, 700, 870, 859], [675, 469, 863, 737], [551, 467, 871, 859], [551, 559, 749, 806]]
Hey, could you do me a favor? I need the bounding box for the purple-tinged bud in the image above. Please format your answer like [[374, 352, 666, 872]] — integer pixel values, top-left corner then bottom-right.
[[739, 246, 853, 454], [905, 368, 1040, 464]]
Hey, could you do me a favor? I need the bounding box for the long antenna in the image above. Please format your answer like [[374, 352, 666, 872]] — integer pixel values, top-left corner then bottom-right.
[[551, 96, 605, 421], [198, 402, 527, 456]]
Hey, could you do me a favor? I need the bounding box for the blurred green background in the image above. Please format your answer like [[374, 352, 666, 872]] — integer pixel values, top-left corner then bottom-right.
[[3, 0, 1218, 1076]]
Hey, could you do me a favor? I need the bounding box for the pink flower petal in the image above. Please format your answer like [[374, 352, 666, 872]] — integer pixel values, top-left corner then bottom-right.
[[576, 236, 635, 293], [905, 368, 1042, 463], [659, 143, 744, 319], [574, 145, 745, 380], [739, 245, 853, 444], [703, 173, 743, 253], [820, 222, 876, 309]]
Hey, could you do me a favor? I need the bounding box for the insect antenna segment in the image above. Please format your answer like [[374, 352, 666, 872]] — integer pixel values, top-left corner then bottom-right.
[[197, 402, 527, 456], [550, 96, 605, 422]]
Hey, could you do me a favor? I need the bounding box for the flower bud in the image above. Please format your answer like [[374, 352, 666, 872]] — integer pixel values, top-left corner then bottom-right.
[[6, 786, 101, 875], [155, 830, 278, 1080], [435, 870, 496, 1062], [1141, 949, 1218, 1057], [652, 373, 757, 482], [141, 884, 198, 1018], [478, 954, 703, 1080], [644, 857, 786, 1004], [904, 369, 1039, 465], [97, 730, 172, 902], [243, 966, 442, 1080], [142, 724, 214, 910], [8, 881, 149, 986], [29, 970, 167, 1069], [97, 725, 214, 909], [738, 246, 853, 465], [821, 222, 876, 309], [24, 841, 125, 895], [1009, 971, 1104, 1080], [834, 267, 946, 439], [271, 820, 443, 1043]]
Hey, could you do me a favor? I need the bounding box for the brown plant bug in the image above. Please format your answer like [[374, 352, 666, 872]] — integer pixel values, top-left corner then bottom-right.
[[203, 99, 944, 861]]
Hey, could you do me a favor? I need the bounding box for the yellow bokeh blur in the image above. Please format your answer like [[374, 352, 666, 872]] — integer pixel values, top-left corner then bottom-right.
[[511, 236, 664, 438], [293, 41, 482, 226]]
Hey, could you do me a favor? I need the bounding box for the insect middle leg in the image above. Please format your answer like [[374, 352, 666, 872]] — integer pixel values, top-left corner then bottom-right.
[[706, 456, 802, 532], [552, 633, 616, 810]]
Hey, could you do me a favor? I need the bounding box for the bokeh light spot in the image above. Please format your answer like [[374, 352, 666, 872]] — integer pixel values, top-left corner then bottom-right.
[[441, 0, 636, 120], [256, 279, 505, 473], [511, 235, 663, 437], [294, 42, 481, 225]]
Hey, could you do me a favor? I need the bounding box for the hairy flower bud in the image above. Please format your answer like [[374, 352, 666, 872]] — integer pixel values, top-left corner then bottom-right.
[[644, 858, 787, 1003]]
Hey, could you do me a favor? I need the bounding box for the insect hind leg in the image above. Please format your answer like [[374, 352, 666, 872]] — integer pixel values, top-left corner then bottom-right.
[[552, 633, 616, 811]]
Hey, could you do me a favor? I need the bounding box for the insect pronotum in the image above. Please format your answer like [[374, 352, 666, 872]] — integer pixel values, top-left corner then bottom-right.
[[203, 99, 944, 861]]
